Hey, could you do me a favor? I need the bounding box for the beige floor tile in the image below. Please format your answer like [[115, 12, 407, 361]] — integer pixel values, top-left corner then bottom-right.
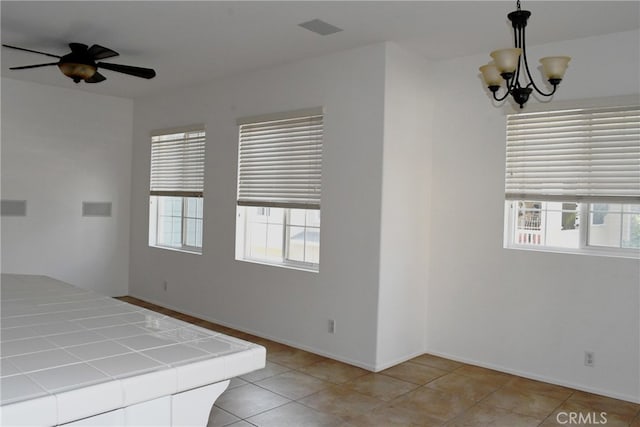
[[567, 391, 640, 419], [389, 386, 476, 422], [119, 299, 639, 427], [214, 383, 290, 419], [540, 406, 631, 427], [208, 406, 241, 427], [425, 372, 502, 402], [410, 354, 464, 372], [502, 376, 573, 401], [446, 402, 542, 427], [225, 421, 255, 427], [348, 402, 445, 427], [479, 387, 565, 418], [228, 377, 248, 389], [381, 361, 448, 385], [256, 370, 330, 400], [344, 372, 420, 401], [240, 361, 291, 383], [299, 384, 385, 421], [247, 401, 344, 427], [452, 365, 510, 385], [298, 359, 368, 384], [267, 347, 326, 369], [541, 399, 639, 426]]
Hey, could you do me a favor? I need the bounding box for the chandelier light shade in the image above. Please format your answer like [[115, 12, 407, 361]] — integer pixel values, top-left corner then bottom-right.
[[479, 0, 571, 108]]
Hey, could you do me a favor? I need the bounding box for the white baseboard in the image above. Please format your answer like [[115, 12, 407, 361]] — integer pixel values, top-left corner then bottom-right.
[[426, 349, 640, 404], [126, 293, 378, 371], [124, 294, 640, 404]]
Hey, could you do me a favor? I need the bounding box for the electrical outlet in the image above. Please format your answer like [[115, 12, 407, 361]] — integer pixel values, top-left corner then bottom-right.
[[163, 280, 168, 291], [584, 351, 595, 367], [328, 319, 336, 334]]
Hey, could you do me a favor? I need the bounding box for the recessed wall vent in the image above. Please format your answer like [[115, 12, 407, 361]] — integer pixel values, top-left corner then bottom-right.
[[1, 200, 27, 216], [298, 19, 343, 36], [82, 202, 112, 217]]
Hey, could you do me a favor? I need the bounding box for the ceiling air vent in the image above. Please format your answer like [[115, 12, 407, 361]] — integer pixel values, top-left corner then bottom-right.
[[298, 19, 343, 36]]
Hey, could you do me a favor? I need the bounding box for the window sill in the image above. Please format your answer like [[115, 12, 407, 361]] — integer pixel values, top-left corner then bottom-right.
[[149, 244, 202, 255], [505, 244, 640, 260], [235, 257, 318, 273]]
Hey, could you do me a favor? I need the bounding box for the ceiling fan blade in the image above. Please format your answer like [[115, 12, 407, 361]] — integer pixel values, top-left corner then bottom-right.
[[85, 71, 106, 83], [97, 62, 156, 79], [87, 44, 119, 60], [68, 43, 88, 53], [2, 44, 61, 58], [9, 62, 59, 70]]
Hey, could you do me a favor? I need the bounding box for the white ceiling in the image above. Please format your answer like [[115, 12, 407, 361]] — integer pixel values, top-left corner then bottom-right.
[[2, 1, 638, 99]]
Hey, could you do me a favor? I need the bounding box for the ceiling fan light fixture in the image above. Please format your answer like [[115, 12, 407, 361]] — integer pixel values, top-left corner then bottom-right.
[[58, 62, 97, 82], [4, 42, 156, 85]]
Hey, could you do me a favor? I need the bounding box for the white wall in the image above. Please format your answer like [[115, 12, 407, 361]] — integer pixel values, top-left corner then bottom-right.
[[376, 44, 433, 368], [130, 44, 388, 369], [1, 78, 133, 296], [427, 30, 640, 402]]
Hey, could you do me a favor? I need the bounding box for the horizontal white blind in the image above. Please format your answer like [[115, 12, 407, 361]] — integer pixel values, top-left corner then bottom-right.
[[237, 112, 323, 209], [150, 128, 205, 197], [505, 105, 640, 203]]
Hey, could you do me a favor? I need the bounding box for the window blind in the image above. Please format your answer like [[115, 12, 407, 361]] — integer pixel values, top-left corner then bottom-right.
[[505, 105, 640, 203], [150, 127, 205, 197], [237, 109, 323, 209]]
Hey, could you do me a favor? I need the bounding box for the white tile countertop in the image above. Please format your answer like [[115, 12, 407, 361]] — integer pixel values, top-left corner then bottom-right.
[[0, 274, 266, 426]]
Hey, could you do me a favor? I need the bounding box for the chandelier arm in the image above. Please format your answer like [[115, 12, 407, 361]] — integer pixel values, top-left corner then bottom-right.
[[520, 24, 556, 97], [492, 90, 512, 103], [513, 26, 524, 90], [491, 80, 512, 102]]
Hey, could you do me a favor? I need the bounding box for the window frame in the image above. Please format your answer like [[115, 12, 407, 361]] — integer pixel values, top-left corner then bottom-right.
[[503, 97, 640, 259], [235, 108, 323, 272], [237, 206, 320, 272], [505, 201, 640, 259], [148, 126, 205, 255], [149, 196, 204, 254]]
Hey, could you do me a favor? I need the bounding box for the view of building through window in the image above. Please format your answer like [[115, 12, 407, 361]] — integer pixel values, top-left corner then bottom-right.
[[150, 196, 203, 250], [239, 206, 320, 267], [510, 201, 640, 250]]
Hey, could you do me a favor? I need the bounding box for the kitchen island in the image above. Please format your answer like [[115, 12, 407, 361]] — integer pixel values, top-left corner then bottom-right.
[[0, 274, 265, 426]]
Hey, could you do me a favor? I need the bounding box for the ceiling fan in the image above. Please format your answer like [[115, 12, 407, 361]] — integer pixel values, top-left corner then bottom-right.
[[2, 42, 156, 83]]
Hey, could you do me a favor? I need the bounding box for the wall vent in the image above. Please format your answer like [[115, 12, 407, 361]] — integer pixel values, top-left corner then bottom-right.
[[1, 200, 27, 216], [82, 202, 112, 217]]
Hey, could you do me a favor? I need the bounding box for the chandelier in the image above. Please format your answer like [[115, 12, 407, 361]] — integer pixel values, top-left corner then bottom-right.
[[479, 0, 571, 108]]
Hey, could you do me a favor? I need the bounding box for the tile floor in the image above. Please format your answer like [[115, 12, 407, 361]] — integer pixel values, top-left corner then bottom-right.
[[117, 297, 640, 427]]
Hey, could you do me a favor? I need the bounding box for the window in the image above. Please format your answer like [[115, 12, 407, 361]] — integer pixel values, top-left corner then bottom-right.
[[504, 105, 640, 257], [149, 127, 205, 253], [235, 108, 323, 271]]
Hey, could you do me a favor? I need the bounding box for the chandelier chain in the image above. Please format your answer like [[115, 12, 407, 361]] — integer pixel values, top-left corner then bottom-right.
[[516, 0, 521, 11]]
